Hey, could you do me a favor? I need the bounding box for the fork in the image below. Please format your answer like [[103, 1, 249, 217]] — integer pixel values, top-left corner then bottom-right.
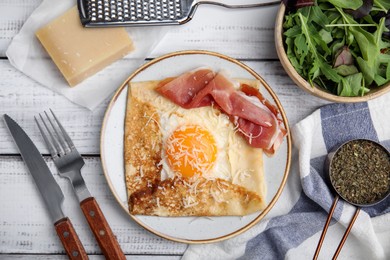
[[35, 110, 125, 260]]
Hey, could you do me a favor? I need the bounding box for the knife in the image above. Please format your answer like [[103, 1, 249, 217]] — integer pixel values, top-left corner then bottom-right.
[[3, 114, 88, 260]]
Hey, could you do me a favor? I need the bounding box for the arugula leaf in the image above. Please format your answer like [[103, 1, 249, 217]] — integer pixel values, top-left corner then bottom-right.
[[297, 13, 318, 59], [332, 27, 346, 39], [335, 65, 359, 76], [320, 58, 342, 82], [283, 13, 295, 29], [331, 39, 346, 55], [350, 28, 377, 65], [338, 78, 351, 96], [327, 10, 343, 24], [356, 56, 375, 84], [326, 0, 363, 10], [374, 17, 390, 49], [309, 5, 330, 28], [319, 29, 333, 44], [352, 73, 370, 96], [336, 7, 379, 66], [294, 34, 309, 64], [308, 59, 321, 84], [378, 53, 390, 63], [285, 37, 303, 74], [346, 0, 373, 19], [298, 12, 341, 83], [373, 0, 390, 11], [338, 73, 367, 96], [284, 25, 301, 37], [374, 74, 388, 85], [283, 2, 390, 97], [310, 29, 332, 55], [387, 62, 390, 79], [377, 63, 387, 77]]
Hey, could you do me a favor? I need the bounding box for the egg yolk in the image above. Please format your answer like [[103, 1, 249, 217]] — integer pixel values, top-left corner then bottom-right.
[[166, 125, 217, 178]]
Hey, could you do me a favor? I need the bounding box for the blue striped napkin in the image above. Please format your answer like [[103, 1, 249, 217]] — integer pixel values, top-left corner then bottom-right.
[[183, 95, 390, 260]]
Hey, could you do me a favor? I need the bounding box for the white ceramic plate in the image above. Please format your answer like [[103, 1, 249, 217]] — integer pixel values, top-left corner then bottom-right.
[[101, 50, 292, 243]]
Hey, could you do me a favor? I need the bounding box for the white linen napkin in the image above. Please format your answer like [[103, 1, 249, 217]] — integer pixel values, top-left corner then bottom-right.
[[6, 0, 168, 110], [183, 94, 390, 259]]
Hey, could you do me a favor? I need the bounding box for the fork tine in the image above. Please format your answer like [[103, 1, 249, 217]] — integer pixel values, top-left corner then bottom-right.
[[39, 113, 65, 156], [41, 113, 64, 154], [44, 111, 71, 154], [50, 109, 75, 150], [35, 116, 59, 158]]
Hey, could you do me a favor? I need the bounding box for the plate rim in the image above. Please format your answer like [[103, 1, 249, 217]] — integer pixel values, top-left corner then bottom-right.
[[100, 50, 292, 244]]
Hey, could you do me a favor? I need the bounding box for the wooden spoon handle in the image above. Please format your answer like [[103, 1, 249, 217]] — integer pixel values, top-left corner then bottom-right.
[[80, 197, 126, 260], [54, 217, 88, 260]]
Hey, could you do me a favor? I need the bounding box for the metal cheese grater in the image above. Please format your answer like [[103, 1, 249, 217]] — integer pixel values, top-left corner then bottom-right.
[[77, 0, 281, 27]]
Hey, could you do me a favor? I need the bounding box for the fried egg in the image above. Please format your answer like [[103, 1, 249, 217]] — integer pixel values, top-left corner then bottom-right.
[[130, 81, 266, 196]]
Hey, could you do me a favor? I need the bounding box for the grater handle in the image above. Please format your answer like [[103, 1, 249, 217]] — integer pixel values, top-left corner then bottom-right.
[[77, 0, 90, 25], [196, 0, 281, 8]]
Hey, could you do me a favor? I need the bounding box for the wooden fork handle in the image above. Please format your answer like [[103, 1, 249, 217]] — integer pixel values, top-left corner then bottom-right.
[[54, 217, 89, 260], [80, 197, 126, 260]]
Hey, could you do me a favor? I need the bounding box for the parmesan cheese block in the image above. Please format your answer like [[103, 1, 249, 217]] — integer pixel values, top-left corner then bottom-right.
[[35, 6, 134, 87]]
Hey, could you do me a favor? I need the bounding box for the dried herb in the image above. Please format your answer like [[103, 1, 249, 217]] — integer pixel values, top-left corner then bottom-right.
[[330, 140, 390, 205]]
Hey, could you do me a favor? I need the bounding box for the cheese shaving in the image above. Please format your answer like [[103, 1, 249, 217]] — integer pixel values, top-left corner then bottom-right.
[[232, 169, 253, 185], [139, 166, 144, 177], [210, 187, 224, 203], [183, 195, 199, 208], [142, 111, 162, 131]]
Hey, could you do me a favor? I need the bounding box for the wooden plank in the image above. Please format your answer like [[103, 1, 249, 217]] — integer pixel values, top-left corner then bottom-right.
[[0, 59, 329, 154], [0, 156, 187, 255], [0, 255, 181, 259], [0, 0, 280, 60], [0, 0, 42, 57], [150, 4, 280, 60], [0, 0, 330, 258], [0, 59, 106, 155]]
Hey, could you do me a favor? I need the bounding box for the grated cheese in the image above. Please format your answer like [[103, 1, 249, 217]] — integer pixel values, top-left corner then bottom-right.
[[142, 111, 162, 131], [183, 195, 199, 208], [139, 166, 144, 177], [215, 180, 228, 194], [210, 188, 224, 203], [232, 169, 253, 185], [133, 176, 142, 184], [236, 125, 262, 143]]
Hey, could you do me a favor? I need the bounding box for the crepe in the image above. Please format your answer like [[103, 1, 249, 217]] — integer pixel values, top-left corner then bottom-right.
[[124, 78, 267, 216]]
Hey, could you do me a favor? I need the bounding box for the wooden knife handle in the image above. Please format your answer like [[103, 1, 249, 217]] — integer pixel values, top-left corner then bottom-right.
[[54, 217, 89, 260], [80, 197, 126, 260]]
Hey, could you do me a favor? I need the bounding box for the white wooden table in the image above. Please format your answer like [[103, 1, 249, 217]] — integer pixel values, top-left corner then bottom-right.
[[0, 0, 331, 258]]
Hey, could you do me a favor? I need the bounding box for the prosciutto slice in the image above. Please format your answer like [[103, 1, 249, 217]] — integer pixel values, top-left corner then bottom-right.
[[238, 84, 287, 155], [156, 68, 215, 108], [155, 68, 287, 155]]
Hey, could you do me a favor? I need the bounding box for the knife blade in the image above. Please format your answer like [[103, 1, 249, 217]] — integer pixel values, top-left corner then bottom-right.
[[3, 114, 88, 260]]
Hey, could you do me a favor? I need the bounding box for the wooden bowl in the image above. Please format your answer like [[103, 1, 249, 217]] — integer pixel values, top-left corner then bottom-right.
[[275, 4, 390, 103]]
